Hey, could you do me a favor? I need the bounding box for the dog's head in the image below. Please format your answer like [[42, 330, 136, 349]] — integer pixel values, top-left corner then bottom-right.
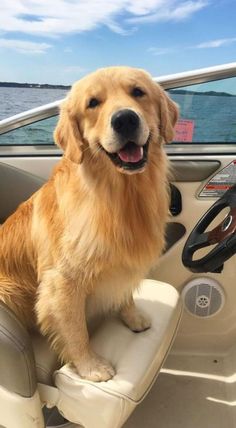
[[54, 66, 178, 174]]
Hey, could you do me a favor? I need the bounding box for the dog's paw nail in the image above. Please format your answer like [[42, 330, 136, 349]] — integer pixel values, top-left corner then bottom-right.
[[77, 355, 115, 382], [126, 312, 151, 332], [132, 320, 151, 332]]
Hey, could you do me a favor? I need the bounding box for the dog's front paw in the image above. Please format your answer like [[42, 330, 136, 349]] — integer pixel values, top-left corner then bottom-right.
[[121, 308, 151, 332], [76, 352, 115, 382]]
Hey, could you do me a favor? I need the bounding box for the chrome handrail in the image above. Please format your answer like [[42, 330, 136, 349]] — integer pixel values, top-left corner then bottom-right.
[[0, 62, 236, 136], [155, 62, 236, 89], [0, 99, 63, 135]]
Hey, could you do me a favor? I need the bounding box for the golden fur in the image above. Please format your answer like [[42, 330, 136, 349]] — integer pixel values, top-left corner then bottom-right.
[[0, 66, 178, 381]]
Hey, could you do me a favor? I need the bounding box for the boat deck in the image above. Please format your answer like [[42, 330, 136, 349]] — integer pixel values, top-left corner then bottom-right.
[[124, 351, 236, 428]]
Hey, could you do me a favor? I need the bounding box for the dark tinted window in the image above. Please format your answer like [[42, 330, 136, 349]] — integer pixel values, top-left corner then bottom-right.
[[168, 77, 236, 144]]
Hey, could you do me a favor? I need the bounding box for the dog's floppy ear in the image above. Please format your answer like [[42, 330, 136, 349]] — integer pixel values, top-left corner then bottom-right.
[[54, 99, 83, 164], [158, 89, 179, 143]]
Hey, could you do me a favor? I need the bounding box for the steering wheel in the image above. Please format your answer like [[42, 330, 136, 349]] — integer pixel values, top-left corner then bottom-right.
[[182, 185, 236, 273]]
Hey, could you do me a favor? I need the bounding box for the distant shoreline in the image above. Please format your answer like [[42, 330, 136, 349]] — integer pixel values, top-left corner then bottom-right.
[[0, 82, 71, 90], [169, 89, 235, 97], [0, 83, 235, 97]]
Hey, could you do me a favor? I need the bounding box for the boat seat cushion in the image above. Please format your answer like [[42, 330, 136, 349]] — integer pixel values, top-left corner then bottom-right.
[[0, 301, 37, 397], [0, 280, 181, 428], [37, 280, 182, 428], [32, 333, 60, 386], [0, 162, 44, 223]]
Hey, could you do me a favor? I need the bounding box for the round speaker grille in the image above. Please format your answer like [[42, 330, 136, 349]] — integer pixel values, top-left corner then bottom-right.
[[181, 277, 225, 318]]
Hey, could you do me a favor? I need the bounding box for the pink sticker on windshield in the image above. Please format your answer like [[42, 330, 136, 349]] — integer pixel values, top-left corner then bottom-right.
[[174, 119, 195, 142]]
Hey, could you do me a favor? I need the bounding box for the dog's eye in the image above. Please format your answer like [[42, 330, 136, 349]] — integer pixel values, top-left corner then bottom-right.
[[87, 98, 100, 109], [131, 87, 145, 98]]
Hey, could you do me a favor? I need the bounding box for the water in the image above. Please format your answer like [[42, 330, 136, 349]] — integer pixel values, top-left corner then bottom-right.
[[0, 86, 68, 146], [1, 86, 236, 145], [0, 86, 68, 120]]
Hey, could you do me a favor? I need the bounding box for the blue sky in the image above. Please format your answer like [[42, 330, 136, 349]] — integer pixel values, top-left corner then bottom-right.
[[0, 0, 236, 85]]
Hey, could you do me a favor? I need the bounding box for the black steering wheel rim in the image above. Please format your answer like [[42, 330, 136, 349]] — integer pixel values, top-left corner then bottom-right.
[[182, 185, 236, 273]]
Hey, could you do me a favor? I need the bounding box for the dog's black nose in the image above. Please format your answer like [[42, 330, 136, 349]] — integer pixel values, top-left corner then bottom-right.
[[111, 109, 140, 138]]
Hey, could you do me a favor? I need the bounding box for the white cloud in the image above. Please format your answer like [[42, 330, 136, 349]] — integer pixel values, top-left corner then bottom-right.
[[169, 0, 208, 20], [148, 36, 236, 57], [0, 38, 52, 54], [196, 38, 236, 48], [125, 0, 166, 16], [0, 0, 209, 38], [127, 1, 208, 24]]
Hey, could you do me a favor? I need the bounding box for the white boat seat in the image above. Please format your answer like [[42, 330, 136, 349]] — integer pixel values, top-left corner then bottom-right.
[[0, 162, 44, 223], [0, 279, 182, 428], [33, 334, 59, 386]]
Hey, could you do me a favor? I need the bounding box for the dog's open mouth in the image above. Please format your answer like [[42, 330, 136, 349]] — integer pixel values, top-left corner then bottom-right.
[[103, 140, 149, 171]]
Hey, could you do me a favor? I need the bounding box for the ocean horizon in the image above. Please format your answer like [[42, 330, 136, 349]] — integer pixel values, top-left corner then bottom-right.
[[0, 86, 68, 121]]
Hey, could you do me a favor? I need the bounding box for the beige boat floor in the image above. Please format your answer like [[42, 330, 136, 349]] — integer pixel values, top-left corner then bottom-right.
[[124, 353, 236, 428]]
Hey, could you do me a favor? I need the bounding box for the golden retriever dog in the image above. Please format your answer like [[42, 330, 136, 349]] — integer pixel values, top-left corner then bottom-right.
[[0, 66, 178, 381]]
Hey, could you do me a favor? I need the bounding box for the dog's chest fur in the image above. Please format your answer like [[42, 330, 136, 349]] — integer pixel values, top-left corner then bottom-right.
[[33, 158, 168, 318], [62, 200, 158, 318], [60, 177, 164, 271], [57, 174, 166, 307]]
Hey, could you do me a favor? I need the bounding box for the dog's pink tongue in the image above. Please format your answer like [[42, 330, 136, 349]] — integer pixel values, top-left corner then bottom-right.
[[118, 145, 143, 163]]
